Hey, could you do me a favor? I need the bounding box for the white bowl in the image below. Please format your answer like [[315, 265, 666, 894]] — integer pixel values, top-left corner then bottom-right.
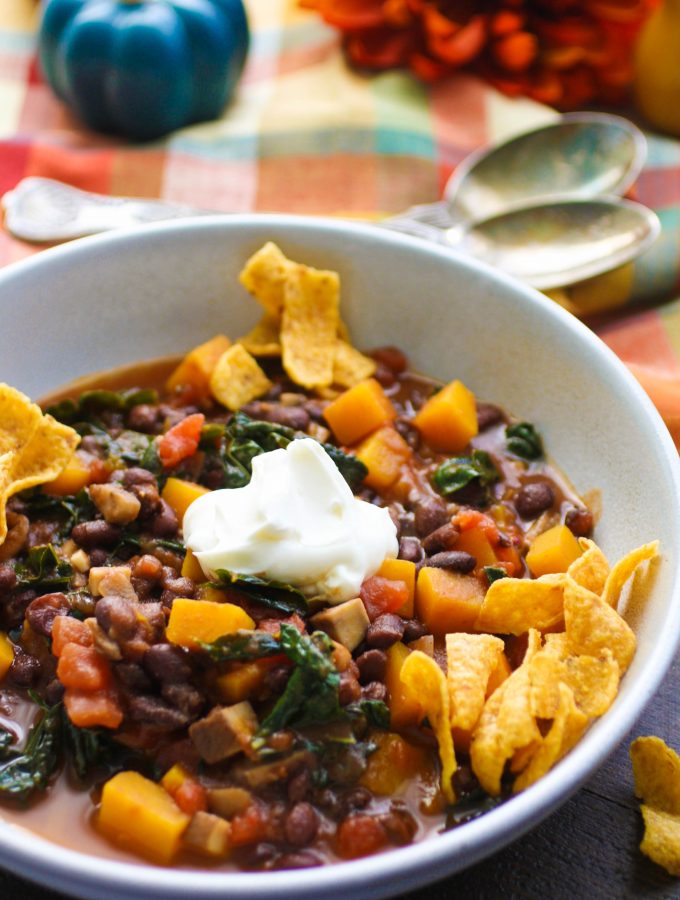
[[0, 215, 678, 900]]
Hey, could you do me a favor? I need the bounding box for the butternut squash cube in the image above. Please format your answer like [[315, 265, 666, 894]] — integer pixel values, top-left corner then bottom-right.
[[323, 378, 396, 446], [98, 770, 190, 864], [166, 334, 232, 399], [161, 763, 191, 795], [161, 477, 210, 525], [356, 426, 412, 491], [455, 528, 498, 569], [413, 379, 478, 453], [216, 662, 268, 704], [385, 642, 423, 728], [166, 598, 255, 650], [416, 567, 486, 634], [526, 524, 582, 577], [377, 558, 416, 617], [43, 452, 90, 497], [181, 548, 206, 582], [360, 732, 429, 795], [0, 632, 14, 682]]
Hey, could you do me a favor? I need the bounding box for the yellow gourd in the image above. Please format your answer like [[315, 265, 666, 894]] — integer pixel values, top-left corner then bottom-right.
[[166, 598, 255, 649], [634, 0, 680, 137]]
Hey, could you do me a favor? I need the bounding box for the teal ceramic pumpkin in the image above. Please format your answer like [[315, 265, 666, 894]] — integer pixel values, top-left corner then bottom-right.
[[39, 0, 250, 140]]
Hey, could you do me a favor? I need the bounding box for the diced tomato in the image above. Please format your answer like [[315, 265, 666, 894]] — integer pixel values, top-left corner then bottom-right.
[[57, 643, 112, 691], [173, 779, 208, 816], [495, 544, 522, 577], [453, 509, 500, 544], [158, 413, 205, 469], [230, 803, 269, 846], [360, 575, 409, 621], [336, 814, 389, 859], [63, 688, 123, 729], [51, 616, 93, 657]]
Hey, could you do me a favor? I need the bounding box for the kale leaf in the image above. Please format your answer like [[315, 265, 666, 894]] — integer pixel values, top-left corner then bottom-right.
[[213, 569, 308, 615], [63, 715, 153, 781], [483, 565, 508, 585], [505, 422, 543, 461], [199, 629, 282, 662], [347, 699, 390, 730], [19, 487, 95, 537], [216, 414, 367, 491], [46, 388, 158, 425], [433, 449, 499, 498], [0, 704, 62, 800], [258, 624, 343, 735], [14, 544, 73, 593]]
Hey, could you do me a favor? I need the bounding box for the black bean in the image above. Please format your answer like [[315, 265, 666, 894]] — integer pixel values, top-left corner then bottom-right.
[[120, 467, 158, 488], [130, 483, 162, 518], [161, 682, 204, 718], [71, 520, 122, 549], [151, 500, 179, 537], [25, 593, 69, 637], [27, 520, 58, 550], [476, 402, 504, 431], [0, 565, 17, 594], [413, 497, 449, 538], [398, 537, 424, 563], [338, 670, 362, 705], [373, 361, 396, 388], [88, 548, 108, 568], [263, 405, 310, 431], [275, 851, 322, 870], [45, 678, 65, 706], [2, 589, 37, 630], [9, 651, 41, 687], [402, 619, 428, 643], [356, 649, 387, 684], [361, 681, 388, 702], [342, 786, 372, 812], [371, 346, 407, 374], [264, 665, 291, 694], [202, 465, 225, 491], [143, 643, 191, 683], [316, 788, 342, 818], [127, 695, 189, 730], [287, 769, 312, 803], [379, 807, 417, 846], [366, 613, 405, 649], [161, 574, 195, 598], [78, 436, 103, 455], [515, 482, 555, 519], [245, 842, 278, 868], [115, 662, 153, 691], [452, 764, 477, 796], [304, 399, 327, 421], [96, 595, 138, 640], [422, 522, 459, 555], [127, 404, 161, 433], [284, 802, 318, 847], [565, 506, 594, 537], [422, 551, 476, 573]]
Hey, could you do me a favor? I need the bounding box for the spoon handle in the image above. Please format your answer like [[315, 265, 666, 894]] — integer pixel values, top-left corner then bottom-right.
[[2, 177, 210, 243], [380, 201, 462, 243]]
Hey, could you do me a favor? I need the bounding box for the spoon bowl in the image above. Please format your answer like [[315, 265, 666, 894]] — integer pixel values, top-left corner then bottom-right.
[[449, 197, 660, 290], [445, 112, 646, 222]]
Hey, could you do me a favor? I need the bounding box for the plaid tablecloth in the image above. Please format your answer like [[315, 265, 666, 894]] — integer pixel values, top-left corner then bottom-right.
[[1, 0, 680, 443]]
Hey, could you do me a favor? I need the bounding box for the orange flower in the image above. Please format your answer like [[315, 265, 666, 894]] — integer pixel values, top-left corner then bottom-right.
[[309, 0, 658, 109]]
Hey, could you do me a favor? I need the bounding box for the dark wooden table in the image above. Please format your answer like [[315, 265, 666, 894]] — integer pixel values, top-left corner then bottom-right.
[[3, 654, 679, 900]]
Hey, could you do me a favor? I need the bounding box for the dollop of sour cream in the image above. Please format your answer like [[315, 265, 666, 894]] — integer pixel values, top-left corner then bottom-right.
[[183, 438, 398, 604]]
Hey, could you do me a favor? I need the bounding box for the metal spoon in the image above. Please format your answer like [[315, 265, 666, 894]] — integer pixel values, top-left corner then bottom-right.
[[445, 197, 660, 290], [383, 111, 646, 232], [1, 177, 658, 289]]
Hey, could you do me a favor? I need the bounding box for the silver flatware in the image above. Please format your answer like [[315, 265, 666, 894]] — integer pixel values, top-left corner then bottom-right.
[[383, 111, 646, 233]]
